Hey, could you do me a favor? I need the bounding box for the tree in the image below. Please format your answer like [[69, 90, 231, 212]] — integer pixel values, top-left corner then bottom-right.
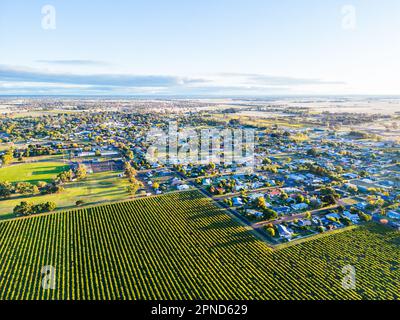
[[334, 165, 343, 174], [15, 182, 38, 195], [322, 194, 338, 205], [126, 150, 134, 160], [359, 212, 372, 222], [319, 186, 340, 204], [152, 182, 160, 190], [127, 179, 143, 195], [296, 194, 305, 203], [75, 164, 87, 180], [263, 165, 278, 173], [14, 201, 56, 216], [43, 201, 56, 212], [263, 208, 278, 220], [256, 196, 267, 209], [347, 184, 358, 194], [57, 170, 74, 183], [307, 148, 320, 157], [304, 211, 312, 219], [41, 183, 64, 195], [0, 181, 13, 199], [1, 148, 14, 166], [262, 158, 272, 165], [266, 227, 275, 237], [13, 201, 33, 216], [280, 192, 289, 201], [359, 170, 368, 178], [37, 181, 47, 189], [124, 162, 137, 179]]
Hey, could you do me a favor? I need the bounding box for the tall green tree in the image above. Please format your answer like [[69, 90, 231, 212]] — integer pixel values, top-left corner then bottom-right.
[[0, 181, 13, 199]]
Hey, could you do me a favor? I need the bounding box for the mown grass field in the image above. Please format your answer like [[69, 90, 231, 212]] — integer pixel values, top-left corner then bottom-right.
[[0, 171, 130, 218], [0, 161, 69, 184], [0, 190, 398, 300]]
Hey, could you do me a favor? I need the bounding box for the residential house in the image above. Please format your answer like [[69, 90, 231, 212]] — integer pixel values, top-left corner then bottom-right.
[[177, 184, 190, 191], [276, 224, 293, 239], [291, 203, 309, 211], [297, 219, 312, 227], [232, 197, 243, 206]]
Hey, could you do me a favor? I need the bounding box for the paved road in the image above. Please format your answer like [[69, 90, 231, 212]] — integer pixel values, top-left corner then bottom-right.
[[212, 186, 280, 201], [252, 204, 339, 229]]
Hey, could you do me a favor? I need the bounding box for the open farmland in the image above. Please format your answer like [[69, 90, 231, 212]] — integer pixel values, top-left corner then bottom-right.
[[0, 191, 398, 300]]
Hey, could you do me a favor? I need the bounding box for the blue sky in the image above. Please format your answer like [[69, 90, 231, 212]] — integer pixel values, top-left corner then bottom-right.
[[0, 0, 399, 95]]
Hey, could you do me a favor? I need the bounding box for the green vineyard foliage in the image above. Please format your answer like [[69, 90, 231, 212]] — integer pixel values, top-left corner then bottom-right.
[[0, 190, 398, 300]]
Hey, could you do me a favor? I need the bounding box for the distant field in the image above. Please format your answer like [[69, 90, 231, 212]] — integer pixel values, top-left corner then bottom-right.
[[0, 190, 398, 300], [0, 171, 130, 218], [210, 113, 309, 128], [2, 110, 83, 118], [0, 161, 69, 184]]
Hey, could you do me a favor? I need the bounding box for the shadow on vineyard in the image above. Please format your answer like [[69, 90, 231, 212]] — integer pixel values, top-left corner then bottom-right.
[[215, 229, 261, 249], [187, 208, 228, 222]]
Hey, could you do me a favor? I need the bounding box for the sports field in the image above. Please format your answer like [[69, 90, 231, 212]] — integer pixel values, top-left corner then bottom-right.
[[0, 190, 398, 300], [0, 161, 69, 184]]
